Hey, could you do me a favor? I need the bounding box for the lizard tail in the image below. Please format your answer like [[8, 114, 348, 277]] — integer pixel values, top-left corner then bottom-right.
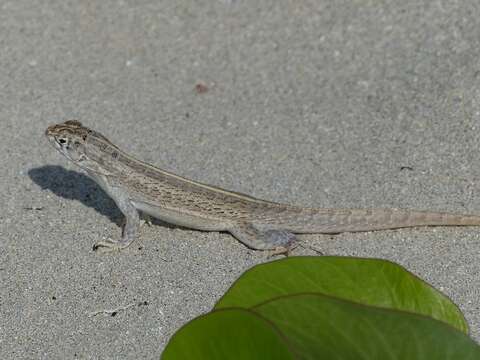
[[271, 207, 480, 234]]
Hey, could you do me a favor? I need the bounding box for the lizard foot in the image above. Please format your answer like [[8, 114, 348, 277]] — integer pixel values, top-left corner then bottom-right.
[[140, 214, 153, 227], [230, 225, 298, 252], [93, 238, 131, 252], [266, 238, 299, 257]]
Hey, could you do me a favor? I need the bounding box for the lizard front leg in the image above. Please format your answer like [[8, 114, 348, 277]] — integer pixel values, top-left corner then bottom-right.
[[93, 188, 140, 252]]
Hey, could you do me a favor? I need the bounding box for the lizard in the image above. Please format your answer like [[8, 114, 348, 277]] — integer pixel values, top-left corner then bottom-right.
[[45, 120, 480, 253]]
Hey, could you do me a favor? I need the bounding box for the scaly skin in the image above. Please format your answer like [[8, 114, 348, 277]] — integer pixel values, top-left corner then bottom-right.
[[45, 120, 480, 252]]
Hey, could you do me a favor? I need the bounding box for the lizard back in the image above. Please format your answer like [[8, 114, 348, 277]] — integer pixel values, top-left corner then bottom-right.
[[47, 120, 480, 234]]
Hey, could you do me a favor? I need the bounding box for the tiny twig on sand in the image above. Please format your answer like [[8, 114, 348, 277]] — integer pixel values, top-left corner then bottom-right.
[[88, 303, 135, 317]]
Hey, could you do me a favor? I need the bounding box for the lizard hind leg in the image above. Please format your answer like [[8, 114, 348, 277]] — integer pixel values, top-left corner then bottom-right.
[[229, 223, 297, 254]]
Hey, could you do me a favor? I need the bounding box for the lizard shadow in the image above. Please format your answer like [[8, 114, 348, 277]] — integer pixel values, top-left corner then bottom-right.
[[28, 165, 123, 226], [28, 165, 177, 229]]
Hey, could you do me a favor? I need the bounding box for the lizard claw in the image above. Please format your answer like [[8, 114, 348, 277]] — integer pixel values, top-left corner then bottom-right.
[[266, 246, 289, 258], [140, 214, 153, 227], [266, 242, 299, 257], [93, 238, 129, 252]]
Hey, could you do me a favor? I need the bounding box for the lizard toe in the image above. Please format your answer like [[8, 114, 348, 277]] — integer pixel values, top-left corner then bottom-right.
[[93, 238, 129, 252]]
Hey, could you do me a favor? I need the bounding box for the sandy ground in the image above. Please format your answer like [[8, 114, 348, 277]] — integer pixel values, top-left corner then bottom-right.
[[1, 1, 480, 358]]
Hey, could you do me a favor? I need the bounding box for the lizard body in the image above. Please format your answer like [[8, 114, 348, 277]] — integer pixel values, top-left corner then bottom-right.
[[45, 120, 480, 252]]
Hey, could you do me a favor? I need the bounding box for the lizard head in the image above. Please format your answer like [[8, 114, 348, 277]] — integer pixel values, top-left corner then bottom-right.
[[45, 120, 90, 164], [46, 120, 121, 176]]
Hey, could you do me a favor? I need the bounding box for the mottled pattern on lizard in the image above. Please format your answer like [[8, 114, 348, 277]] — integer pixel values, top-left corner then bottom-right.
[[45, 120, 480, 253]]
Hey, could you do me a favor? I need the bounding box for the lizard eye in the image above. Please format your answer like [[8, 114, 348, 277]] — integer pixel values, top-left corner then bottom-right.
[[58, 138, 67, 144]]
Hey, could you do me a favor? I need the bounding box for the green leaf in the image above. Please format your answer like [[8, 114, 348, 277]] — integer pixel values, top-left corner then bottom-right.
[[253, 293, 480, 360], [215, 256, 468, 333], [162, 308, 295, 360]]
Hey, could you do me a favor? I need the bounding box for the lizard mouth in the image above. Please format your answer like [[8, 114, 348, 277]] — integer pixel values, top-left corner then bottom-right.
[[46, 136, 62, 154], [45, 127, 57, 143], [45, 128, 64, 153], [45, 124, 66, 148]]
